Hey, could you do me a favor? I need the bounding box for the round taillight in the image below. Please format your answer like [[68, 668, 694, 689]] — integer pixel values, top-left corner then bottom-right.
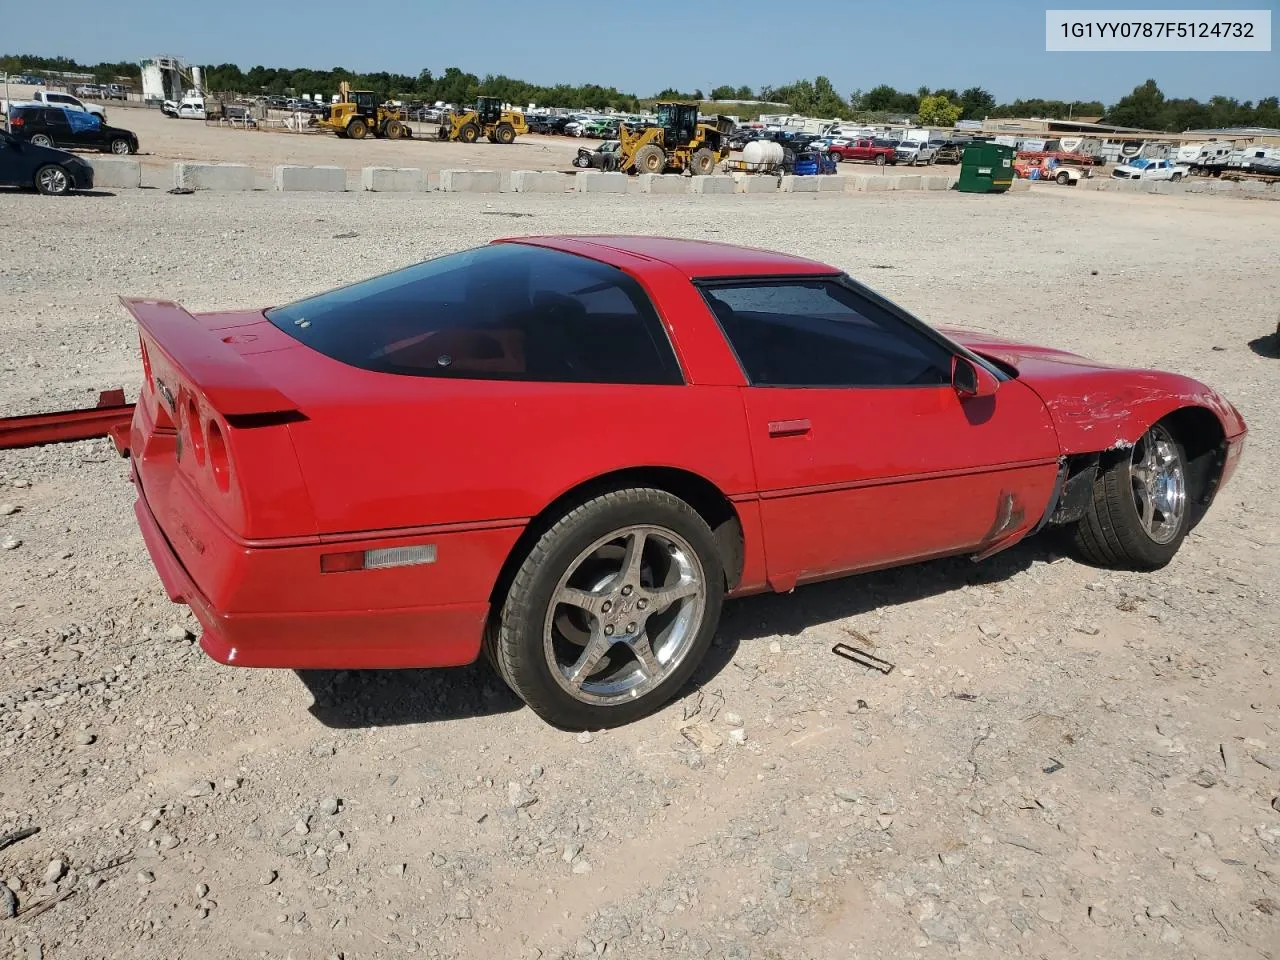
[[185, 398, 205, 465], [207, 419, 230, 492]]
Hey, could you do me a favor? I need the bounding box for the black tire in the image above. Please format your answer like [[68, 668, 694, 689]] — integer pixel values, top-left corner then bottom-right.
[[110, 138, 132, 155], [347, 118, 368, 140], [875, 153, 886, 166], [690, 147, 717, 175], [632, 143, 665, 174], [1056, 171, 1071, 185], [487, 488, 725, 729], [34, 164, 71, 196], [459, 122, 480, 144], [384, 120, 404, 140], [30, 134, 54, 147], [494, 123, 516, 145], [1070, 422, 1191, 570], [1170, 172, 1183, 182]]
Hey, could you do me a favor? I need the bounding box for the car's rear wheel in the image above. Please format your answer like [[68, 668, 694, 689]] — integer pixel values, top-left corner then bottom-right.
[[488, 488, 724, 729], [34, 165, 70, 196], [1070, 422, 1191, 570], [110, 138, 132, 155], [30, 134, 54, 147]]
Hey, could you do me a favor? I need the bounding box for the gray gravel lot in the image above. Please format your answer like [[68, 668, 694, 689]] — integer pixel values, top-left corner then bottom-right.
[[1, 187, 1278, 960]]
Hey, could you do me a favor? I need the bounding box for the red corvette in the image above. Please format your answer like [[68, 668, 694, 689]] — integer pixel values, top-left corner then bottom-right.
[[122, 237, 1246, 728]]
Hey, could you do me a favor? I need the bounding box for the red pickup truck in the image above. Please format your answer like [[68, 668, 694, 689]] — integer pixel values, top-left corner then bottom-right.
[[829, 138, 899, 165]]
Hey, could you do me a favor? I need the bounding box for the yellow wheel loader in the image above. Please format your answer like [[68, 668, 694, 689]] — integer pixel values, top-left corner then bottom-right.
[[437, 96, 529, 144], [618, 102, 732, 175], [317, 82, 410, 140]]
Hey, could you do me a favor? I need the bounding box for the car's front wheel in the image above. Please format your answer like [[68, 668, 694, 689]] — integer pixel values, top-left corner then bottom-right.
[[1070, 421, 1191, 570], [34, 164, 71, 196], [110, 138, 132, 155], [488, 488, 724, 729]]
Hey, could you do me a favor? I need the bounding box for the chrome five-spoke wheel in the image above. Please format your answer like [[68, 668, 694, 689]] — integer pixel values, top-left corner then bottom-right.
[[545, 525, 706, 705], [1128, 423, 1186, 545], [489, 487, 725, 728]]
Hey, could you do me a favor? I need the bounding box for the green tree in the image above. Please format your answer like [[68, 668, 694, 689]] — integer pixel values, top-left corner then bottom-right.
[[917, 94, 962, 127], [710, 84, 737, 100], [1105, 79, 1166, 129], [959, 86, 994, 119]]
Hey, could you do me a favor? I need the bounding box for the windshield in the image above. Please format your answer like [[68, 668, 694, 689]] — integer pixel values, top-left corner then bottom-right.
[[1127, 158, 1153, 169]]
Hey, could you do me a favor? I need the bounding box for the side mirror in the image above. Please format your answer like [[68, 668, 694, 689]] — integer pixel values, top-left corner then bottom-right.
[[952, 356, 999, 399]]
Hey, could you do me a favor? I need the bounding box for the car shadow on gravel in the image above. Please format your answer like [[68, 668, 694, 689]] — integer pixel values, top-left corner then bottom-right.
[[1247, 332, 1280, 358], [297, 662, 523, 729], [298, 537, 1064, 728]]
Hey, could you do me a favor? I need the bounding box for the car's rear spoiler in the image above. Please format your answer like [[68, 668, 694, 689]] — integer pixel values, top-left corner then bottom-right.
[[120, 297, 299, 417]]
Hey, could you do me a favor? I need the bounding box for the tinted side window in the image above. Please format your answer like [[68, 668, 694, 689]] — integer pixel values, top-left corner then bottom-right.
[[267, 244, 683, 386], [701, 281, 953, 388]]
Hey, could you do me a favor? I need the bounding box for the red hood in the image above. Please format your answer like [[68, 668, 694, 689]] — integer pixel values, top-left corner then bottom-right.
[[938, 325, 1246, 452]]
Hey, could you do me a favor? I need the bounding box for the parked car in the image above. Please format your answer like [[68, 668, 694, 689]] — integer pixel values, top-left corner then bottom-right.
[[121, 236, 1246, 729], [1111, 158, 1189, 181], [829, 138, 898, 165], [7, 106, 138, 155], [572, 140, 621, 170], [895, 140, 939, 165], [934, 140, 965, 163], [27, 89, 107, 120], [0, 130, 95, 195], [1014, 157, 1081, 184]]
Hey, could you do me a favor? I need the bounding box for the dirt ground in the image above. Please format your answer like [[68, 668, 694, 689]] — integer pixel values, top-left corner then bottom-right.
[[0, 183, 1278, 960]]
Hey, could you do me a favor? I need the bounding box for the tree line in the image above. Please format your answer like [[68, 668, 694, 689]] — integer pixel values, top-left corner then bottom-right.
[[3, 53, 1276, 131]]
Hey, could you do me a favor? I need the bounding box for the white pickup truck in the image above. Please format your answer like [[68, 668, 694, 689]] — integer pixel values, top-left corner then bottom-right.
[[26, 89, 107, 120], [894, 139, 939, 165], [1110, 158, 1190, 182]]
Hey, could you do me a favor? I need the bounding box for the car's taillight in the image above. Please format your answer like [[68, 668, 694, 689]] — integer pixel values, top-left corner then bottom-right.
[[140, 338, 152, 391], [184, 398, 206, 466], [207, 419, 230, 492], [10, 117, 23, 127]]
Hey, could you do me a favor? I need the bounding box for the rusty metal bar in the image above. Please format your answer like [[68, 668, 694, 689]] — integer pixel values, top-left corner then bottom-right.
[[0, 389, 135, 452]]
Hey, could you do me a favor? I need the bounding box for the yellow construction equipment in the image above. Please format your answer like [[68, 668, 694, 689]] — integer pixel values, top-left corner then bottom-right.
[[437, 96, 529, 144], [317, 82, 410, 140], [618, 102, 732, 175]]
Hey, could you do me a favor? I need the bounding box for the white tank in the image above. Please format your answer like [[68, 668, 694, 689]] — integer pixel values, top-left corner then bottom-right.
[[743, 140, 784, 166]]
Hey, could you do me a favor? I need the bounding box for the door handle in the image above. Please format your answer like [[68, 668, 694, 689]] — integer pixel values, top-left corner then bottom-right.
[[768, 418, 811, 438]]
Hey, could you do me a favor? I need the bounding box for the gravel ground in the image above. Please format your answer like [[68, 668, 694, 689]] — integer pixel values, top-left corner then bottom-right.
[[1, 187, 1278, 960]]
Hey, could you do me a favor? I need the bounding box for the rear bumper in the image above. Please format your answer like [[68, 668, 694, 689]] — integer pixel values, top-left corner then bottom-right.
[[132, 468, 497, 670]]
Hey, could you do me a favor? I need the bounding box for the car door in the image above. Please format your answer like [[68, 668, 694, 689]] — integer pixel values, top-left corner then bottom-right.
[[698, 278, 1062, 589], [37, 109, 74, 148], [0, 133, 36, 187]]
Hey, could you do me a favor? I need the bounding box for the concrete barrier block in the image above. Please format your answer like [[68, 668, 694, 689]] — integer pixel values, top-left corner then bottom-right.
[[854, 175, 892, 192], [509, 170, 571, 193], [88, 157, 141, 188], [922, 175, 951, 190], [1183, 180, 1207, 193], [817, 176, 845, 191], [1209, 180, 1237, 194], [1238, 180, 1267, 195], [439, 169, 501, 192], [361, 167, 425, 192], [1009, 178, 1032, 192], [1113, 179, 1143, 192], [689, 175, 735, 195], [733, 173, 778, 193], [780, 175, 819, 192], [1078, 178, 1104, 190], [174, 162, 254, 191], [274, 165, 346, 192], [575, 171, 628, 193], [894, 175, 923, 191], [638, 173, 688, 194]]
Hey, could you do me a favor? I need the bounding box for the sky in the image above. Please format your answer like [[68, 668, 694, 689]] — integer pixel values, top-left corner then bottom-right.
[[7, 0, 1277, 104]]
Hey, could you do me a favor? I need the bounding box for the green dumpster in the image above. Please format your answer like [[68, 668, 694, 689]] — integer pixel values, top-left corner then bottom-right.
[[956, 141, 1015, 193]]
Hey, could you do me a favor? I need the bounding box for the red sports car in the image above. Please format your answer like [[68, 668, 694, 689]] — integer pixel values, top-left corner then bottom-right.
[[122, 237, 1247, 728]]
